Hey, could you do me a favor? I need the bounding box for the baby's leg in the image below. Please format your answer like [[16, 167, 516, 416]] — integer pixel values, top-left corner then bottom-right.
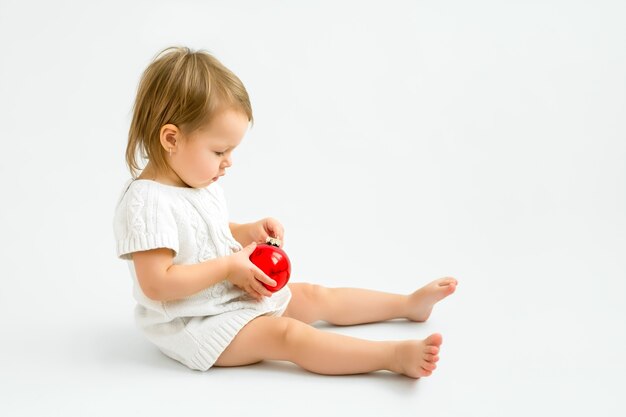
[[283, 277, 457, 325], [214, 316, 441, 378]]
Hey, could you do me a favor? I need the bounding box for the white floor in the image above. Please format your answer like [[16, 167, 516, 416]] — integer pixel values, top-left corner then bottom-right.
[[2, 247, 624, 416]]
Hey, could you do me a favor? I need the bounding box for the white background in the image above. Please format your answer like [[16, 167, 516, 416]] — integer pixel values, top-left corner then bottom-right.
[[1, 0, 625, 416]]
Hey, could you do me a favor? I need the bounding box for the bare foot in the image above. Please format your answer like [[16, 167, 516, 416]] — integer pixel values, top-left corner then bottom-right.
[[393, 333, 443, 378], [406, 277, 458, 322]]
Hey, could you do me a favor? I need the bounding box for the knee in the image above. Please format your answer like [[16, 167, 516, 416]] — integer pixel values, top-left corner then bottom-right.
[[300, 283, 327, 304], [280, 317, 307, 348]]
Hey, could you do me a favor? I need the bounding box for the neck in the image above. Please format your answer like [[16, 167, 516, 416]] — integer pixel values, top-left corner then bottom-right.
[[137, 162, 191, 188]]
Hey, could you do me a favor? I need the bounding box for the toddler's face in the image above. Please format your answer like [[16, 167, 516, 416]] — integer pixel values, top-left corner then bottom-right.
[[172, 108, 248, 188]]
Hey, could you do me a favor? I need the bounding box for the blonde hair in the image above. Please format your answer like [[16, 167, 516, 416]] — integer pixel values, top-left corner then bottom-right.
[[126, 46, 254, 178]]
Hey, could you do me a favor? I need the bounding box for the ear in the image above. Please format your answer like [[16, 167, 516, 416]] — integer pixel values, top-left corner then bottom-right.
[[159, 124, 180, 153]]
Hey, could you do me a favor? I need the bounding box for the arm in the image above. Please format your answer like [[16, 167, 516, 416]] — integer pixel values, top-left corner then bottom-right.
[[132, 248, 231, 302], [230, 218, 285, 247], [229, 222, 254, 247]]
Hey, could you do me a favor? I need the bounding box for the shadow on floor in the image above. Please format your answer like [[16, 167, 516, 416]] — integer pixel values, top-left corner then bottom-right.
[[83, 317, 426, 388]]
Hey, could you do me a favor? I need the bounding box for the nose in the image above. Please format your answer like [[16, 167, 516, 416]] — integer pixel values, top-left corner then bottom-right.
[[223, 154, 233, 168]]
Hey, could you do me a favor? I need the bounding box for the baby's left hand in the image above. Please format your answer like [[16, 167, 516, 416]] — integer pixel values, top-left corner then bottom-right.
[[249, 217, 285, 247]]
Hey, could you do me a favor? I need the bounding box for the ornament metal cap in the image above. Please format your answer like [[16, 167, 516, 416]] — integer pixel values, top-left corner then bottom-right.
[[266, 236, 282, 247]]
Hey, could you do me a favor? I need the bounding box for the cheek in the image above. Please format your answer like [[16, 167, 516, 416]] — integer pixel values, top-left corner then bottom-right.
[[191, 152, 218, 173]]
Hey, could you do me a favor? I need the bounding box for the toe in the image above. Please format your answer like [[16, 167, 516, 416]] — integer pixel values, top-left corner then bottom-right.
[[420, 365, 433, 375], [424, 333, 443, 347], [420, 369, 433, 377], [438, 277, 458, 286], [426, 346, 440, 355], [422, 362, 437, 371], [424, 354, 440, 363]]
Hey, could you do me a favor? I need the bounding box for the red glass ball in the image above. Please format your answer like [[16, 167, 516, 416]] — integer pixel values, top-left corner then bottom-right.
[[249, 243, 291, 292]]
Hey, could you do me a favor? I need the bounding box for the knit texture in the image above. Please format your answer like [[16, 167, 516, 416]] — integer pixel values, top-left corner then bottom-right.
[[113, 179, 292, 371]]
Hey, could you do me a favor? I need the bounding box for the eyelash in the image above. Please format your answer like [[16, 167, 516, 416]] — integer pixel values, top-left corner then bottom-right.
[[215, 151, 226, 157]]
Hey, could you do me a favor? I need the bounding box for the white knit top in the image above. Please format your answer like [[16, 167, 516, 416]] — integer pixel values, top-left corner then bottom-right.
[[113, 179, 292, 371]]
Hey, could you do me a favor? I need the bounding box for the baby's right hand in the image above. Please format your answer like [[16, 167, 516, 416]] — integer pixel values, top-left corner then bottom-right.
[[226, 242, 277, 301]]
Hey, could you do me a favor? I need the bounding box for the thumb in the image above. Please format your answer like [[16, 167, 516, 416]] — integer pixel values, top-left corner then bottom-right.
[[244, 241, 257, 252]]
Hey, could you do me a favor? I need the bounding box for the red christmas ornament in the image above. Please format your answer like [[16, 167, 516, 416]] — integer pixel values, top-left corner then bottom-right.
[[249, 236, 291, 292]]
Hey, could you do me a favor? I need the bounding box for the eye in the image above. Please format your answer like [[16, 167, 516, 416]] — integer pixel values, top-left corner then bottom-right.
[[214, 151, 226, 157]]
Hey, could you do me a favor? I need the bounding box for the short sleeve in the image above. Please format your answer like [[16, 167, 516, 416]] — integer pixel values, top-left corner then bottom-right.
[[113, 181, 179, 261]]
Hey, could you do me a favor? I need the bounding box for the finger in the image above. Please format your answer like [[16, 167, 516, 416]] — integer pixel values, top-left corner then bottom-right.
[[252, 276, 273, 296], [246, 285, 263, 300], [254, 280, 273, 297], [244, 241, 257, 253], [254, 286, 266, 299], [256, 269, 277, 287]]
